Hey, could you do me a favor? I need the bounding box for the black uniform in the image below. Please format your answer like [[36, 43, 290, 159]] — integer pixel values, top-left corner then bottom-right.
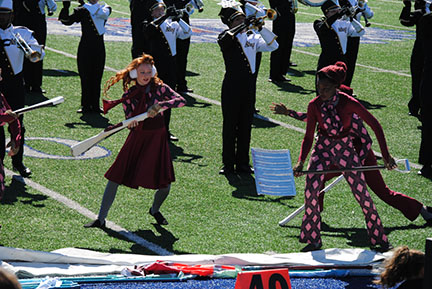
[[0, 25, 44, 176], [400, 0, 427, 117], [269, 0, 295, 81], [166, 0, 191, 92], [418, 11, 432, 177], [130, 0, 150, 59], [340, 0, 373, 86], [143, 13, 191, 133], [59, 1, 111, 112], [314, 12, 348, 73], [13, 0, 56, 92], [217, 26, 278, 172]]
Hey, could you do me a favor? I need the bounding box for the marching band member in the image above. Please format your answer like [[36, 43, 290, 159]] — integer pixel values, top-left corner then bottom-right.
[[143, 0, 192, 141], [217, 0, 278, 175], [13, 0, 57, 94], [399, 0, 430, 118], [268, 0, 296, 83], [59, 0, 111, 114], [0, 0, 44, 177], [271, 96, 432, 227], [314, 0, 364, 84], [166, 0, 194, 93], [292, 61, 395, 252], [340, 0, 373, 86], [0, 68, 21, 200], [84, 54, 186, 228]]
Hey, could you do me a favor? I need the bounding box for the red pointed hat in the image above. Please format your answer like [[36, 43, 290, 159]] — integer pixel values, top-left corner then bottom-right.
[[318, 61, 347, 85]]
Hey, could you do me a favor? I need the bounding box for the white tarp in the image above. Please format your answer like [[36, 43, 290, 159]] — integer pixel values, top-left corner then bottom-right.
[[0, 246, 387, 278]]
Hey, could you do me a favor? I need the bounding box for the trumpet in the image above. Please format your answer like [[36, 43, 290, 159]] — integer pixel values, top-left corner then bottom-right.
[[179, 2, 195, 16], [264, 8, 277, 20], [12, 33, 41, 63]]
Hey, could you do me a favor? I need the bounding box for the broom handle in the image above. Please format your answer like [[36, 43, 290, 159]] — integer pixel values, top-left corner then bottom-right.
[[300, 165, 386, 175]]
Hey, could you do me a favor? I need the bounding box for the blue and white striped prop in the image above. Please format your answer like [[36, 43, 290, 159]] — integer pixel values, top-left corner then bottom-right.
[[251, 148, 297, 197]]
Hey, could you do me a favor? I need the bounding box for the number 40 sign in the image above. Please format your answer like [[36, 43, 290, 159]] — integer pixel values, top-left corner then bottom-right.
[[234, 269, 292, 289]]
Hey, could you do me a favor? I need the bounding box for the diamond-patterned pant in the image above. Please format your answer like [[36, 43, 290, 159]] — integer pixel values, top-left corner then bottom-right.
[[299, 136, 389, 246]]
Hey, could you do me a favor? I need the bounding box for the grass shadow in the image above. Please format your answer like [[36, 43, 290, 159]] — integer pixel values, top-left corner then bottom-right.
[[252, 114, 278, 129], [282, 221, 425, 249], [169, 142, 205, 166], [269, 80, 316, 95], [185, 70, 200, 77], [64, 113, 110, 129], [1, 177, 48, 207], [357, 98, 386, 110], [134, 224, 189, 255], [43, 69, 79, 77], [181, 92, 212, 108], [24, 92, 49, 106]]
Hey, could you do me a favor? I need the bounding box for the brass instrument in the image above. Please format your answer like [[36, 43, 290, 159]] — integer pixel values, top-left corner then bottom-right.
[[12, 33, 41, 63], [180, 2, 195, 15], [264, 8, 277, 20]]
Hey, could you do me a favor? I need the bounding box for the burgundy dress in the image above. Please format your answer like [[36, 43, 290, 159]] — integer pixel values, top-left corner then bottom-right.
[[104, 83, 185, 189]]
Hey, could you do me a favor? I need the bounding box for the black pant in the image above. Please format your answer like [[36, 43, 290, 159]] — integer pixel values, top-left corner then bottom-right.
[[270, 11, 295, 79], [0, 74, 26, 167], [154, 55, 177, 132], [344, 37, 360, 87], [408, 40, 424, 115], [176, 37, 190, 90], [77, 38, 105, 109], [221, 77, 254, 168]]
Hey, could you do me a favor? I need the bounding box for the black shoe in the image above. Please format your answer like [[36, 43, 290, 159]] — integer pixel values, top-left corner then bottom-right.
[[77, 107, 92, 114], [371, 242, 393, 253], [84, 219, 105, 228], [254, 107, 260, 114], [31, 87, 46, 94], [236, 165, 254, 174], [289, 62, 298, 67], [418, 165, 432, 179], [13, 164, 32, 177], [268, 76, 291, 83], [149, 208, 168, 225], [301, 243, 322, 252], [169, 133, 179, 142], [219, 166, 235, 175]]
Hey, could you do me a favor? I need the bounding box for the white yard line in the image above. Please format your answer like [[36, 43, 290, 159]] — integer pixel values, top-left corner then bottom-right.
[[297, 11, 416, 31], [4, 168, 173, 256]]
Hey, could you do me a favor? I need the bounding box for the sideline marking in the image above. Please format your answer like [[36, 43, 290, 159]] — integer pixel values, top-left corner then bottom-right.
[[4, 168, 173, 256], [291, 48, 411, 77]]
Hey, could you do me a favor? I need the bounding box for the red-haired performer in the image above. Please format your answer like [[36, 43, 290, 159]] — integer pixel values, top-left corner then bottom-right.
[[84, 54, 185, 228], [291, 61, 395, 252]]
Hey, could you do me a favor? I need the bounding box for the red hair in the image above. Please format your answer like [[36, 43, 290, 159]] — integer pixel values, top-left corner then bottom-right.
[[103, 53, 163, 99]]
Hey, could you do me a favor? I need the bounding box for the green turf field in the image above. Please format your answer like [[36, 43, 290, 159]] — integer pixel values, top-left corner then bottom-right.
[[0, 0, 430, 255]]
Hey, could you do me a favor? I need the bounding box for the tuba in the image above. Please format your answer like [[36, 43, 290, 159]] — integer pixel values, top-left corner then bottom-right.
[[12, 33, 41, 63]]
